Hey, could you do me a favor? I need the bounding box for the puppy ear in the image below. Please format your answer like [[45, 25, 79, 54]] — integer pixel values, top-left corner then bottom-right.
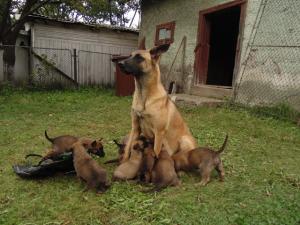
[[150, 44, 170, 60], [82, 142, 88, 148], [91, 140, 97, 147]]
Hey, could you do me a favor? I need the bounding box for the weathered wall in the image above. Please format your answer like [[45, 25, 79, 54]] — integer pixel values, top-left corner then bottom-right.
[[140, 0, 262, 91], [235, 0, 300, 110], [32, 23, 138, 86], [140, 0, 300, 110]]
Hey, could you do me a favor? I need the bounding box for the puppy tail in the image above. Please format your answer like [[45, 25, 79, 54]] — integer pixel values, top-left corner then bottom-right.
[[113, 139, 123, 148], [217, 134, 228, 154], [25, 153, 43, 159], [44, 130, 54, 143], [104, 158, 119, 164]]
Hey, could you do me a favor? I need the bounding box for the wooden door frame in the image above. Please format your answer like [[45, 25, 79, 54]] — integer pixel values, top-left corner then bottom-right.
[[194, 0, 247, 87]]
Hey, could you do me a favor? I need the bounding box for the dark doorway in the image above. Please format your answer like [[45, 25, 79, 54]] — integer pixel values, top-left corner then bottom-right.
[[206, 6, 241, 86], [195, 1, 246, 87]]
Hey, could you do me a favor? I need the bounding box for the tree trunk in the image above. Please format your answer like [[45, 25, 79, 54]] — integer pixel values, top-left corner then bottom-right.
[[2, 36, 17, 82]]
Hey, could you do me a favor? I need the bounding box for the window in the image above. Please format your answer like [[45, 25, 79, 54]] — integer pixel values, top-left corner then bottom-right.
[[155, 21, 175, 46]]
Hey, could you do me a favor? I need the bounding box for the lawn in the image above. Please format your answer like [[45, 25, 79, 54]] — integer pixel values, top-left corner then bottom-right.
[[0, 88, 299, 225]]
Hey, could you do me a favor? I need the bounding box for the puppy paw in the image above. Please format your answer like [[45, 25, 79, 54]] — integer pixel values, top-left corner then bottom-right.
[[195, 181, 207, 187]]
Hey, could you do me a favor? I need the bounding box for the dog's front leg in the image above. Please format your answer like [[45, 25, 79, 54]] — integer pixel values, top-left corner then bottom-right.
[[122, 112, 140, 162], [153, 130, 165, 157]]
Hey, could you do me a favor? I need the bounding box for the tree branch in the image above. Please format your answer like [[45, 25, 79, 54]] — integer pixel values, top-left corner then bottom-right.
[[0, 0, 13, 41], [2, 0, 53, 39]]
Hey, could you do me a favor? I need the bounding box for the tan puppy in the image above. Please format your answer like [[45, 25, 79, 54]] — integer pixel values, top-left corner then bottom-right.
[[71, 142, 110, 193], [44, 130, 105, 159], [144, 149, 180, 192], [112, 138, 144, 181], [117, 44, 197, 164], [173, 135, 228, 186]]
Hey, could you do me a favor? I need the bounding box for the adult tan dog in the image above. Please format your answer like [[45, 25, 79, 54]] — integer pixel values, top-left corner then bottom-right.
[[118, 44, 197, 164]]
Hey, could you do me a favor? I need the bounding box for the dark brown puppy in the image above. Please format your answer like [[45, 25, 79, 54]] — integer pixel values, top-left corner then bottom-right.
[[104, 135, 129, 164], [71, 142, 110, 193], [144, 149, 180, 192], [136, 140, 155, 183], [43, 130, 105, 159], [172, 135, 228, 186]]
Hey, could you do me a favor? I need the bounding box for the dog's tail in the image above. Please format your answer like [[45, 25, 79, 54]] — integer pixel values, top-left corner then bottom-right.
[[217, 134, 228, 154], [44, 130, 54, 143], [104, 158, 119, 164], [113, 139, 123, 148], [25, 153, 43, 159]]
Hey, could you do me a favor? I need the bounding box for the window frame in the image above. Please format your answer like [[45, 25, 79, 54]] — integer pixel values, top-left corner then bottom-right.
[[155, 21, 176, 46]]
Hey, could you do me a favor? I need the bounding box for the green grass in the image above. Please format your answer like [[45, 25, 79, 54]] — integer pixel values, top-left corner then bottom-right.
[[0, 88, 299, 225]]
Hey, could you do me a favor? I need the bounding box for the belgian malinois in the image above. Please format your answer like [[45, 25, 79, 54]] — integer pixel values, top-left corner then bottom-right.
[[117, 44, 197, 166], [43, 131, 105, 159], [144, 149, 180, 192], [172, 135, 228, 186], [134, 139, 155, 183], [71, 142, 110, 193], [112, 136, 151, 181]]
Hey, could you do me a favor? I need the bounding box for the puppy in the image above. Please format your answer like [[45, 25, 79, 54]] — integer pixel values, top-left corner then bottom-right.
[[104, 135, 129, 164], [136, 140, 155, 183], [144, 149, 180, 192], [172, 135, 228, 186], [43, 130, 105, 159], [112, 136, 146, 181], [71, 141, 110, 193]]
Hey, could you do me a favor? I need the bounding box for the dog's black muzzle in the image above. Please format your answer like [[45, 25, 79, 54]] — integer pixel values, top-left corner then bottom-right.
[[118, 61, 131, 75]]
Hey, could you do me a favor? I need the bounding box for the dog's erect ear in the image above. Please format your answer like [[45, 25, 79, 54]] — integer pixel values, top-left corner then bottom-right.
[[91, 140, 97, 147], [82, 142, 88, 148], [150, 44, 170, 60]]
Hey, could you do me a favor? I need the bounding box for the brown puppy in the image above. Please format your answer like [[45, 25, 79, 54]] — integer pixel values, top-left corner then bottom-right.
[[43, 130, 105, 159], [104, 135, 129, 164], [71, 141, 110, 193], [136, 140, 155, 183], [117, 44, 197, 165], [144, 149, 180, 192], [112, 137, 146, 181], [173, 135, 228, 186]]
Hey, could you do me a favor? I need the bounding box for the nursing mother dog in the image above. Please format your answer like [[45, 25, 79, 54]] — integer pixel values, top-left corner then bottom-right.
[[114, 43, 197, 180]]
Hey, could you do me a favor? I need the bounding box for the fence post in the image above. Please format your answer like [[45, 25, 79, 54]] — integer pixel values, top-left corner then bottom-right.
[[73, 49, 78, 84]]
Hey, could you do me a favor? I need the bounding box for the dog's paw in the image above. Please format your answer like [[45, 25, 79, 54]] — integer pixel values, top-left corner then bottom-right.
[[194, 181, 207, 187]]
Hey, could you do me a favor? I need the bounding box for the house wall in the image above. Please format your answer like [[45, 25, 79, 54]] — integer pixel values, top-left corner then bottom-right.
[[235, 0, 300, 110], [140, 0, 300, 110], [32, 23, 138, 86], [140, 0, 261, 91]]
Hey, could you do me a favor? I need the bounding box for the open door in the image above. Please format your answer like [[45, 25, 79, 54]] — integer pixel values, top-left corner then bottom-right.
[[194, 0, 246, 87], [195, 17, 211, 84]]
